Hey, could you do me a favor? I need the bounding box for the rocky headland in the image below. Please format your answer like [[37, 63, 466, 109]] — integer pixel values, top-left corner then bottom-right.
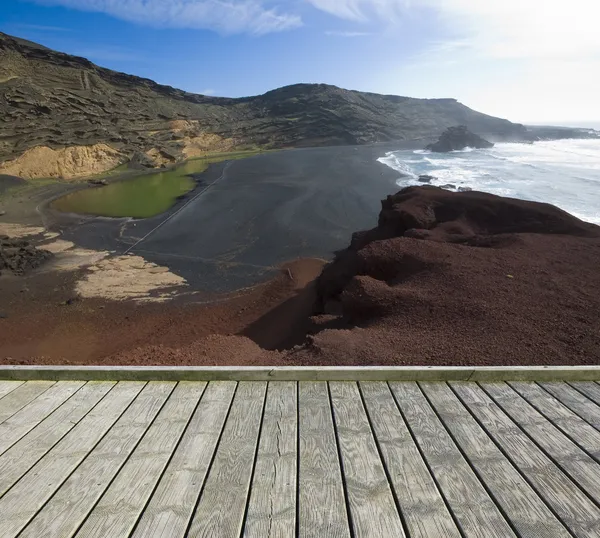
[[289, 186, 600, 365], [426, 125, 494, 152]]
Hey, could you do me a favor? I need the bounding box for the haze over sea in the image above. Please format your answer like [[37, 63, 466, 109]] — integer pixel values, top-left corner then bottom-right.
[[379, 137, 600, 225]]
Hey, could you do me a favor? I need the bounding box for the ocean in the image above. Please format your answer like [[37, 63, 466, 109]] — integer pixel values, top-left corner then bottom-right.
[[378, 138, 600, 225]]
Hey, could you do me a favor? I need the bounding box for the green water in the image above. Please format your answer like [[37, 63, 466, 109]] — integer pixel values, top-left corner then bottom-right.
[[51, 152, 258, 218]]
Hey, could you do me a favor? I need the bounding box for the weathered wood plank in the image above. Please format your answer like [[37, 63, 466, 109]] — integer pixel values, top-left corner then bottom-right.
[[453, 382, 600, 538], [389, 382, 516, 538], [541, 382, 600, 431], [297, 382, 351, 538], [132, 381, 236, 538], [187, 381, 267, 538], [329, 382, 405, 537], [74, 382, 203, 537], [0, 381, 85, 456], [0, 381, 24, 400], [571, 382, 600, 406], [243, 381, 297, 538], [18, 382, 174, 538], [422, 382, 571, 538], [481, 382, 600, 506], [0, 381, 55, 425], [0, 381, 146, 538], [510, 382, 600, 460], [0, 382, 114, 497], [360, 381, 461, 538]]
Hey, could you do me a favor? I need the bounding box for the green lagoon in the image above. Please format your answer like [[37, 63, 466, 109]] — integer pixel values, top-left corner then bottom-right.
[[51, 151, 259, 218]]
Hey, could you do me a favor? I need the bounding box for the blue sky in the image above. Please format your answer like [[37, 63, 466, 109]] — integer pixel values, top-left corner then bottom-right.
[[2, 0, 599, 124]]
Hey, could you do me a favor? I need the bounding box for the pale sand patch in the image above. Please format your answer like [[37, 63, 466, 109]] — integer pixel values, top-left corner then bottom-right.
[[50, 248, 109, 271], [0, 223, 45, 238], [2, 221, 185, 302], [40, 239, 75, 253], [75, 255, 187, 302], [0, 143, 126, 180]]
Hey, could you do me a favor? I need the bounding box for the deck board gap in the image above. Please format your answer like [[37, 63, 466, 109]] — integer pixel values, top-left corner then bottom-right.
[[568, 382, 600, 407], [446, 382, 579, 538], [0, 381, 87, 458], [0, 381, 121, 501], [566, 382, 600, 406], [416, 382, 524, 538], [238, 381, 270, 538], [66, 381, 175, 538], [16, 382, 147, 537], [127, 381, 209, 538], [182, 381, 240, 538], [3, 381, 148, 537], [536, 382, 600, 434], [356, 382, 411, 538], [507, 382, 600, 465], [0, 381, 56, 426], [326, 382, 357, 538], [478, 382, 600, 512], [0, 381, 25, 402], [385, 381, 468, 538]]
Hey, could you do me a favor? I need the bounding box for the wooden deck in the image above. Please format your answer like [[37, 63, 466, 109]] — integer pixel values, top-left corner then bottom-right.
[[1, 378, 600, 537]]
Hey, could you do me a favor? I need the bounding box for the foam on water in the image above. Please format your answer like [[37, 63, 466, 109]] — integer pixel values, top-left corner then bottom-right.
[[377, 139, 600, 224]]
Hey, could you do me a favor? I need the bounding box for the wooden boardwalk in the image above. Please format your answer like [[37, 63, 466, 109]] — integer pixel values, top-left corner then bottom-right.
[[1, 378, 600, 537]]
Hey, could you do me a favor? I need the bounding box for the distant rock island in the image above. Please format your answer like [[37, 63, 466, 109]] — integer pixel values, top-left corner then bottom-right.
[[0, 31, 598, 179], [426, 125, 494, 152]]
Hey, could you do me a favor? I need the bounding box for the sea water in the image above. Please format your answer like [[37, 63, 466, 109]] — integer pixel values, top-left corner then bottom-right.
[[378, 139, 600, 224]]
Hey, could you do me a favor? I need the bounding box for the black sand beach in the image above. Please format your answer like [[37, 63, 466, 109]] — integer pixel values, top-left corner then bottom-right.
[[49, 144, 412, 292]]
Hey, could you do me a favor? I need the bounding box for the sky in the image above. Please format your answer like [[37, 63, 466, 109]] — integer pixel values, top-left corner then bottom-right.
[[1, 0, 599, 125]]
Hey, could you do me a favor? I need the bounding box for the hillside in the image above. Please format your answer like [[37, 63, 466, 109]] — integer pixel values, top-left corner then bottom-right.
[[0, 31, 580, 179]]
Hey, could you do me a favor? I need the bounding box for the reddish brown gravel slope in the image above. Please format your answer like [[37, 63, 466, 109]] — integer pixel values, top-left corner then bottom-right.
[[1, 186, 599, 366], [291, 186, 600, 366]]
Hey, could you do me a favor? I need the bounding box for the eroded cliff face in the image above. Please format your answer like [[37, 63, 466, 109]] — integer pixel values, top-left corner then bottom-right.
[[0, 32, 534, 179], [0, 144, 126, 180]]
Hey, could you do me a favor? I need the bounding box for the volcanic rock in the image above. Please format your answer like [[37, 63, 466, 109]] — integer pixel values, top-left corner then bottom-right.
[[305, 186, 600, 365], [0, 235, 53, 275], [426, 125, 494, 152], [128, 151, 155, 170]]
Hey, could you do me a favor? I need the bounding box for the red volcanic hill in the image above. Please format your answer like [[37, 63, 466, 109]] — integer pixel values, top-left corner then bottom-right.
[[296, 186, 600, 366]]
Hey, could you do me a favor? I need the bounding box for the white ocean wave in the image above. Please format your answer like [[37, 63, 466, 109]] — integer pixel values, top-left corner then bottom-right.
[[379, 139, 600, 224], [377, 153, 417, 178]]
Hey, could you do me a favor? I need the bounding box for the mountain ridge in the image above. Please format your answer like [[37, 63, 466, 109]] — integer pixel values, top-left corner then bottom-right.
[[0, 31, 594, 179]]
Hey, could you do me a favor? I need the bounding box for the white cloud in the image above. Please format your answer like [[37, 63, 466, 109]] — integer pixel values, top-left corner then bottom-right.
[[325, 30, 371, 37], [427, 0, 600, 60], [200, 88, 217, 95], [31, 0, 301, 34], [306, 0, 600, 60], [306, 0, 409, 22]]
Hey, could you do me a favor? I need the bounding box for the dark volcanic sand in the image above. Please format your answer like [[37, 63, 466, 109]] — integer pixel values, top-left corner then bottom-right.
[[48, 144, 409, 293], [2, 172, 600, 366]]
